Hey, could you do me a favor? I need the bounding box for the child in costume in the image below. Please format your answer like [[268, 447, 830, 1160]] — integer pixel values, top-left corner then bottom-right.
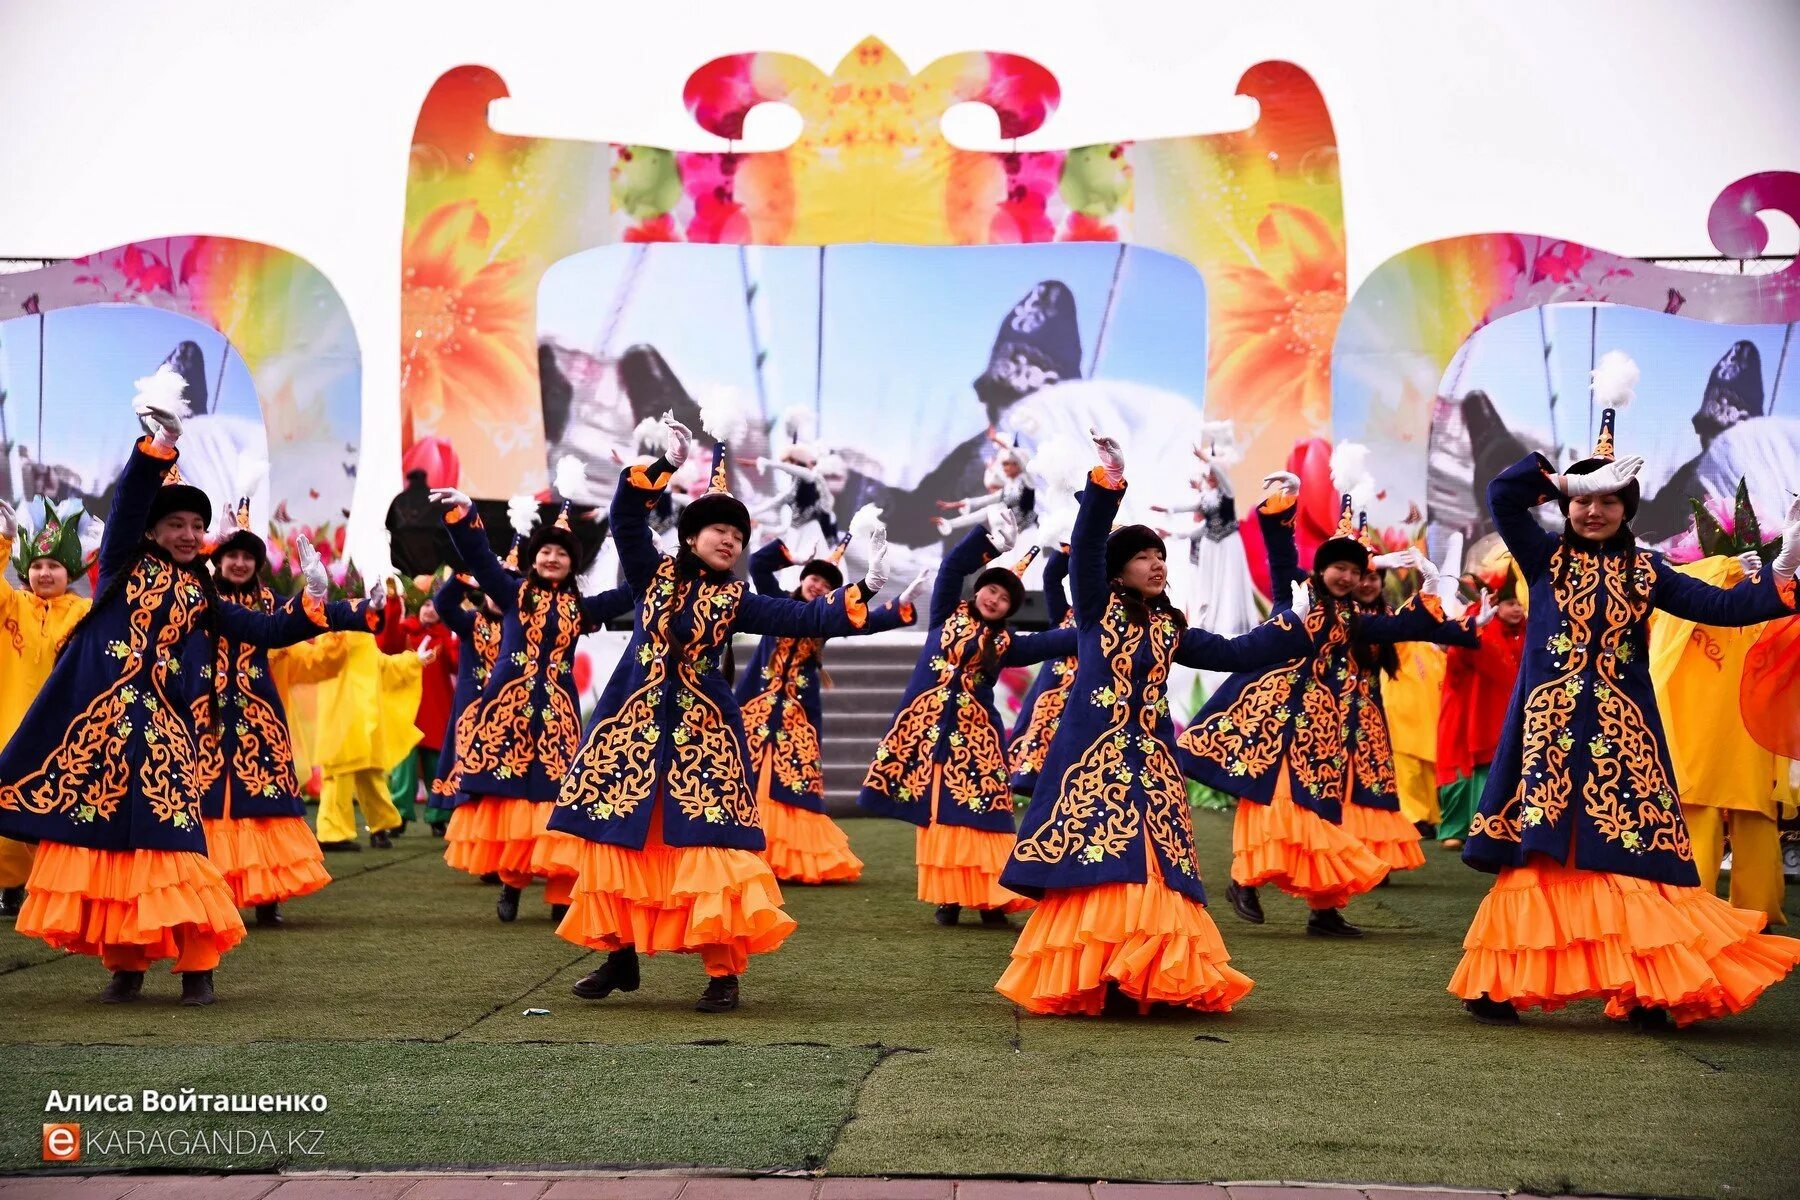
[[997, 432, 1318, 1016], [0, 369, 367, 1005], [737, 531, 924, 884], [859, 508, 1077, 927], [1007, 543, 1075, 797], [1451, 409, 1800, 1027], [0, 495, 95, 917], [1436, 573, 1526, 849], [426, 571, 508, 839], [1180, 485, 1467, 938], [198, 500, 385, 926], [381, 585, 458, 833], [430, 496, 635, 924], [310, 602, 423, 854], [542, 416, 888, 1013]]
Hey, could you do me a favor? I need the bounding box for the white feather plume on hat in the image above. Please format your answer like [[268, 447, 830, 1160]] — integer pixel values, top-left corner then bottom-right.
[[698, 385, 751, 445], [632, 417, 667, 456], [130, 363, 191, 419], [1330, 441, 1377, 513], [553, 454, 586, 501], [1591, 350, 1639, 410], [506, 493, 540, 538]]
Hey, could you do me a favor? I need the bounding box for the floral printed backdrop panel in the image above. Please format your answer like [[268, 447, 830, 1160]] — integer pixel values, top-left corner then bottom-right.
[[402, 37, 1343, 499], [1331, 171, 1800, 534], [0, 238, 362, 531]]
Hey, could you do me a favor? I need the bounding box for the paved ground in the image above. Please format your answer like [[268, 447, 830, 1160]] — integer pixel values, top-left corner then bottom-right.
[[0, 1176, 1607, 1200]]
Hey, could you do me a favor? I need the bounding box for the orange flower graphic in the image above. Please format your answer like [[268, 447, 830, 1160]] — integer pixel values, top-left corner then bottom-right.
[[1208, 203, 1345, 428], [400, 200, 532, 444]]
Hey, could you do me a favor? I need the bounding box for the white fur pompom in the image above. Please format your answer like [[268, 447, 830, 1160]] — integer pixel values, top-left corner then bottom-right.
[[1591, 350, 1639, 410], [632, 417, 667, 455], [849, 503, 885, 543], [1331, 442, 1377, 514], [1029, 436, 1089, 500], [506, 493, 540, 537], [131, 363, 192, 417], [698, 385, 751, 445], [553, 454, 586, 500]]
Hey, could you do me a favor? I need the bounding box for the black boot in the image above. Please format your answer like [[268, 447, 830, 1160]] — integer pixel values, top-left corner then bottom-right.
[[319, 840, 362, 854], [933, 903, 961, 926], [550, 903, 569, 923], [370, 830, 393, 850], [1101, 982, 1142, 1017], [1464, 994, 1519, 1025], [99, 970, 145, 1004], [430, 820, 448, 838], [496, 885, 522, 923], [479, 872, 502, 886], [572, 948, 640, 1000], [1413, 820, 1437, 839], [254, 902, 283, 928], [1627, 1005, 1672, 1032], [180, 970, 216, 1007], [0, 885, 24, 917], [696, 974, 741, 1013], [979, 907, 1013, 928], [1306, 907, 1363, 938], [1224, 882, 1264, 925], [393, 819, 408, 837]]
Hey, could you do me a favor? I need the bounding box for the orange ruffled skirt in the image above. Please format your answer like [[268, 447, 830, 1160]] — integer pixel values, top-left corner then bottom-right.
[[1449, 855, 1800, 1026], [1340, 802, 1426, 873], [1232, 777, 1389, 910], [761, 799, 863, 884], [202, 815, 330, 908], [556, 808, 795, 976], [916, 820, 1033, 912], [16, 842, 246, 971], [446, 796, 570, 901], [997, 861, 1254, 1017]]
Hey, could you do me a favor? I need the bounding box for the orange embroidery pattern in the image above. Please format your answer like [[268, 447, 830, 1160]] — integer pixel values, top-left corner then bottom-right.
[[1349, 680, 1399, 799], [456, 584, 585, 785], [743, 637, 827, 799], [1009, 656, 1074, 777], [0, 558, 204, 831]]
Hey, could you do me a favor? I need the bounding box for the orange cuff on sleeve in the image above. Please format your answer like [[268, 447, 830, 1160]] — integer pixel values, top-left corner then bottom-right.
[[300, 592, 328, 628], [1416, 592, 1445, 620], [897, 601, 916, 625], [627, 464, 674, 492], [1778, 577, 1796, 608], [1087, 466, 1125, 492], [445, 505, 474, 526], [1259, 493, 1297, 516], [137, 435, 177, 462], [843, 585, 870, 630]]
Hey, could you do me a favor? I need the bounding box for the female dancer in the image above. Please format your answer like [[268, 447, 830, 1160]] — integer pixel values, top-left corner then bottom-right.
[[542, 419, 889, 1013], [0, 377, 363, 1005], [1007, 543, 1074, 797], [425, 572, 507, 839], [433, 503, 634, 923], [859, 509, 1077, 927], [999, 432, 1320, 1015], [1452, 412, 1800, 1026], [737, 533, 924, 884], [199, 502, 384, 926], [1180, 488, 1466, 938], [0, 495, 94, 916]]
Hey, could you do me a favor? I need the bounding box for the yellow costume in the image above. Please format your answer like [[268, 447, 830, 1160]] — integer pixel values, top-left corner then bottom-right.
[[1384, 641, 1445, 828], [288, 632, 422, 844], [0, 533, 92, 887], [1651, 556, 1793, 925]]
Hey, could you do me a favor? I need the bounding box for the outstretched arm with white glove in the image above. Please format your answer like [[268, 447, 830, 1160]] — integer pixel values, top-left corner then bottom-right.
[[132, 364, 189, 451], [295, 534, 330, 600], [1090, 428, 1125, 487], [985, 505, 1019, 554], [1773, 494, 1800, 584]]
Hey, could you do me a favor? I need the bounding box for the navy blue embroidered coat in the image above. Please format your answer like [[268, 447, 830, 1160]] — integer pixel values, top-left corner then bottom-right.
[[550, 461, 875, 852], [1002, 474, 1317, 905], [193, 581, 381, 821], [0, 441, 331, 853], [427, 574, 507, 810], [443, 513, 635, 805], [1465, 454, 1797, 886], [857, 528, 1077, 834], [1008, 546, 1076, 795], [734, 539, 915, 815], [1178, 496, 1455, 823], [1343, 599, 1479, 813]]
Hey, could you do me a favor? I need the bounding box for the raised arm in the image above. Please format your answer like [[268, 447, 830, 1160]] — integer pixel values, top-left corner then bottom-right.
[[1257, 494, 1305, 593], [764, 459, 822, 485], [609, 457, 676, 593], [1070, 469, 1124, 628], [1651, 555, 1796, 626], [933, 527, 999, 627], [1485, 454, 1564, 581], [442, 511, 521, 614], [1041, 546, 1071, 626], [1175, 611, 1312, 672], [749, 539, 794, 596], [215, 594, 375, 649], [1354, 594, 1455, 645], [432, 576, 474, 639], [581, 584, 638, 630], [999, 625, 1079, 668], [98, 438, 176, 588]]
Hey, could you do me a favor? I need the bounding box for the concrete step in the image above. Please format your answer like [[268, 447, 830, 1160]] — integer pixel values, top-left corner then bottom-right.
[[818, 712, 895, 739]]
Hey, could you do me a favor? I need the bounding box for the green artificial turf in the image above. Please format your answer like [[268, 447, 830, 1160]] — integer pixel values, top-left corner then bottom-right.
[[0, 813, 1796, 1198]]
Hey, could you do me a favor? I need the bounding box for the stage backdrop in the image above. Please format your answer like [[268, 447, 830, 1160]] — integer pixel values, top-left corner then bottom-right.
[[403, 37, 1343, 509], [0, 238, 363, 532], [1331, 170, 1800, 545]]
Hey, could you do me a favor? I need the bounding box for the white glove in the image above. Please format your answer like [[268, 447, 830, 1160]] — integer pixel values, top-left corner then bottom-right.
[[1370, 549, 1415, 571], [1556, 455, 1645, 497], [931, 516, 952, 535], [1737, 550, 1764, 580], [753, 456, 771, 471], [429, 487, 473, 512], [368, 574, 395, 604], [1288, 581, 1312, 620], [296, 534, 329, 599], [416, 644, 438, 667], [1262, 471, 1301, 498], [1430, 573, 1461, 608], [862, 519, 890, 594], [897, 568, 932, 609], [661, 413, 693, 471], [985, 506, 1018, 553], [0, 500, 15, 540], [131, 363, 188, 448], [1089, 428, 1124, 485], [1473, 589, 1496, 627], [1774, 495, 1800, 583]]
